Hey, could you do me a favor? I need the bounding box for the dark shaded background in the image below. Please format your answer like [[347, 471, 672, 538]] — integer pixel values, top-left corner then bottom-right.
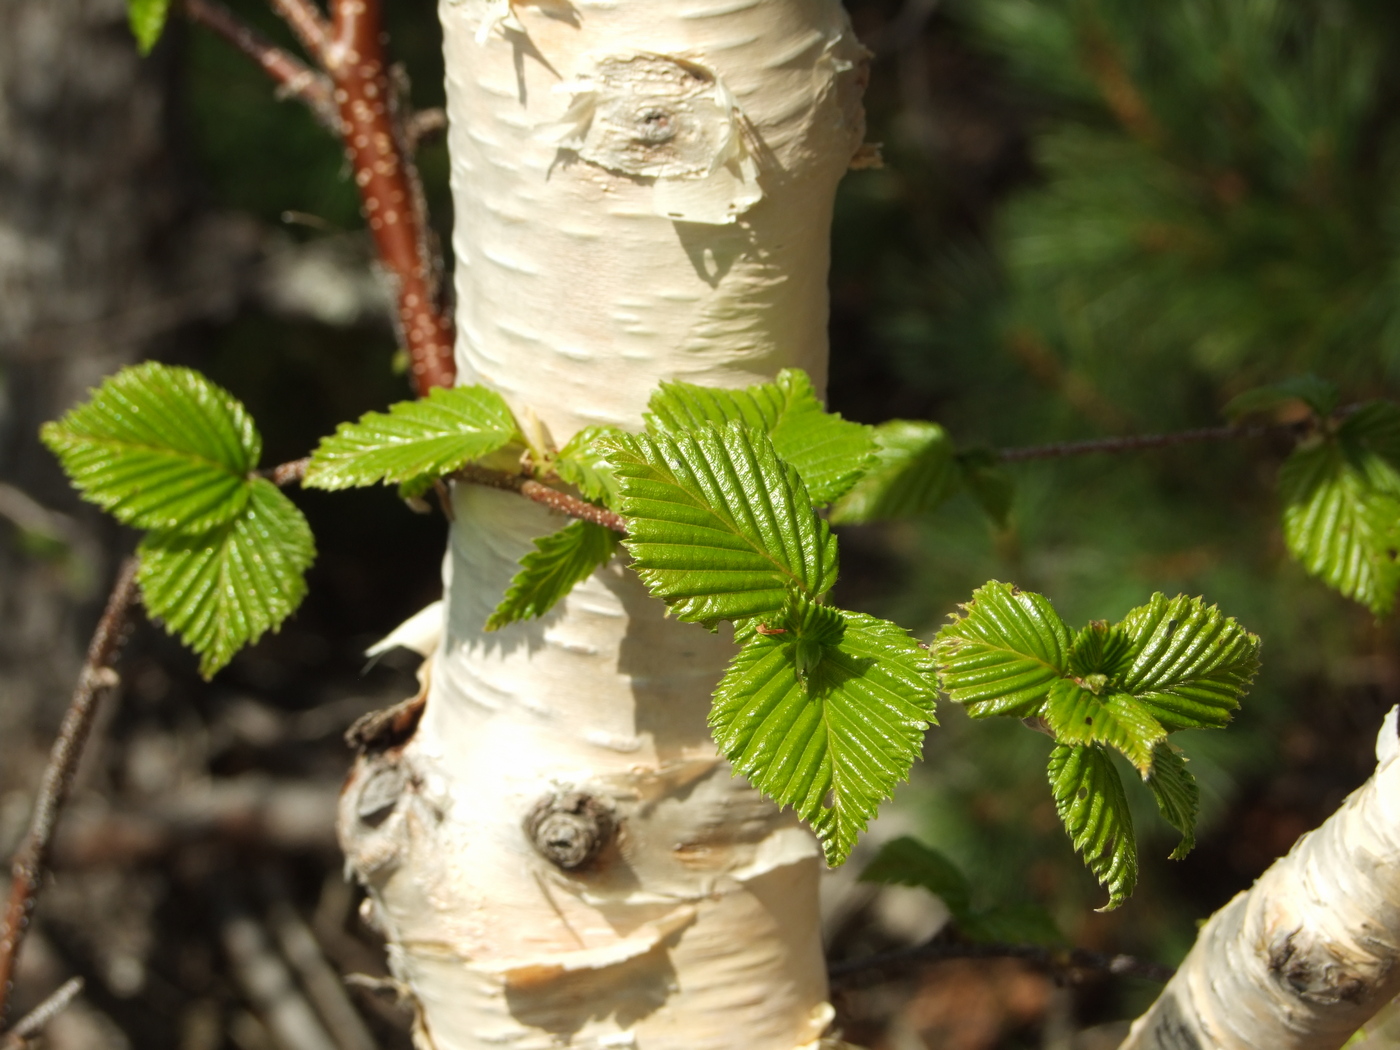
[[4, 0, 1400, 1047]]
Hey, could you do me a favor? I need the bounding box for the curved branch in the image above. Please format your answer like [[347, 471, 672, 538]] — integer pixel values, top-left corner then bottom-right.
[[0, 558, 140, 1026]]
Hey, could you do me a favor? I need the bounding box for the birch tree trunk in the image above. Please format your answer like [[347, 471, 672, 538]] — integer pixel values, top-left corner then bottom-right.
[[1122, 711, 1400, 1050], [338, 2, 868, 1047]]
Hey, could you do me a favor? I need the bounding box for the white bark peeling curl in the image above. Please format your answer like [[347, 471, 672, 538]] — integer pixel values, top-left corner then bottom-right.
[[1121, 708, 1400, 1050], [338, 1, 867, 1048]]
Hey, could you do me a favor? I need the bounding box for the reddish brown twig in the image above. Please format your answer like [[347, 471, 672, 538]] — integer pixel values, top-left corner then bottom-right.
[[265, 456, 625, 531], [185, 0, 456, 395], [323, 0, 455, 394], [266, 457, 311, 487], [0, 558, 140, 1026], [455, 464, 628, 533], [182, 0, 339, 132]]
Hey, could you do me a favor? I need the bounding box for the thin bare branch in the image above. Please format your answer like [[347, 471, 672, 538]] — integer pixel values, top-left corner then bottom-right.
[[455, 463, 627, 533], [182, 0, 339, 132], [995, 420, 1308, 463], [0, 558, 140, 1025], [827, 937, 1175, 986], [268, 0, 330, 62], [267, 457, 311, 487]]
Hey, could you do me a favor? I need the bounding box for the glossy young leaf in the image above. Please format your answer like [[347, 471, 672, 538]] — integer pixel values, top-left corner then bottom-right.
[[932, 581, 1073, 717], [304, 385, 522, 490], [1146, 744, 1199, 860], [556, 425, 624, 506], [1117, 594, 1261, 731], [485, 521, 621, 631], [1048, 744, 1137, 909], [829, 421, 959, 525], [644, 369, 876, 505], [128, 0, 171, 53], [138, 479, 315, 679], [1043, 680, 1165, 776], [604, 423, 838, 625], [957, 450, 1014, 528], [860, 835, 971, 918], [1067, 621, 1134, 680], [710, 610, 937, 865], [41, 362, 259, 534], [1280, 405, 1400, 616], [1224, 375, 1339, 421]]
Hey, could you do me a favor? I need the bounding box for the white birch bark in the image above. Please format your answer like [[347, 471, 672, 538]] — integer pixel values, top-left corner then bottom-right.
[[338, 2, 867, 1048], [1122, 710, 1400, 1050]]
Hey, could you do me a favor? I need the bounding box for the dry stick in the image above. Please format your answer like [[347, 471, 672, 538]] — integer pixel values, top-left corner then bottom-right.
[[182, 0, 339, 132], [827, 938, 1175, 986], [323, 0, 456, 395], [260, 873, 377, 1050], [0, 558, 140, 1026], [0, 976, 84, 1049]]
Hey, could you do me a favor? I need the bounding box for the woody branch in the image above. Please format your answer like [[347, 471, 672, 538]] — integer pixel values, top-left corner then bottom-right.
[[184, 0, 457, 395]]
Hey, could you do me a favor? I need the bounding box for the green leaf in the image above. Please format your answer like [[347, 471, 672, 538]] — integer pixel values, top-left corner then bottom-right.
[[960, 903, 1064, 947], [711, 609, 937, 865], [829, 421, 959, 525], [932, 581, 1073, 718], [40, 362, 259, 534], [1067, 621, 1134, 680], [304, 385, 522, 490], [644, 369, 876, 505], [128, 0, 171, 53], [1048, 744, 1137, 910], [138, 479, 315, 679], [1116, 594, 1261, 731], [485, 521, 621, 631], [1280, 405, 1400, 616], [556, 425, 624, 506], [604, 422, 839, 625], [1224, 375, 1339, 421], [860, 836, 971, 918], [1044, 680, 1166, 776], [957, 450, 1014, 528], [1146, 744, 1199, 861]]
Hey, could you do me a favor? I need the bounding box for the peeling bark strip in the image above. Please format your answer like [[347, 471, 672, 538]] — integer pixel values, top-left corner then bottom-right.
[[324, 0, 455, 394], [1122, 711, 1400, 1050], [337, 1, 868, 1047]]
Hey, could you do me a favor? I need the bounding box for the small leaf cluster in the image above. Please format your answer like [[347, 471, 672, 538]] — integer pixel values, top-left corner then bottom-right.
[[861, 836, 1063, 946], [303, 385, 621, 631], [931, 582, 1259, 908], [599, 373, 939, 865], [1231, 379, 1400, 617], [42, 363, 314, 678]]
